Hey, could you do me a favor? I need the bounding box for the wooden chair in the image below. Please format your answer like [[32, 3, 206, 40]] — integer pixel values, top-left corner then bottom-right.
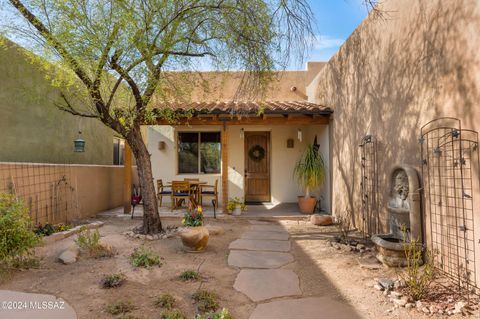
[[157, 179, 171, 207], [171, 181, 194, 210], [200, 179, 218, 211]]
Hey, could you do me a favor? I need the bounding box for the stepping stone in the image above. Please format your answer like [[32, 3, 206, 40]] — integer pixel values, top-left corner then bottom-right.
[[249, 220, 276, 225], [241, 231, 289, 241], [249, 225, 287, 233], [249, 297, 362, 319], [234, 269, 301, 302], [229, 239, 290, 252], [0, 290, 77, 319], [228, 250, 293, 268]]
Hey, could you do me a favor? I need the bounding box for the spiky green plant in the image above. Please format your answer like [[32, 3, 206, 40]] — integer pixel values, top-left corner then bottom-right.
[[293, 144, 325, 198]]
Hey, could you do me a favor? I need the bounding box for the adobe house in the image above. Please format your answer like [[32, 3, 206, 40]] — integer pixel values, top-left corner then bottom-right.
[[138, 64, 333, 212]]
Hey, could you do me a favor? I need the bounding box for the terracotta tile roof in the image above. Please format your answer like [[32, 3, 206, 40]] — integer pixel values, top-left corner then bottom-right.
[[153, 101, 332, 115]]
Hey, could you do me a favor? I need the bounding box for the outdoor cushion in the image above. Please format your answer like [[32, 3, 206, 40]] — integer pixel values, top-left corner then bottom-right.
[[174, 192, 189, 196], [159, 191, 172, 194], [201, 191, 215, 194]]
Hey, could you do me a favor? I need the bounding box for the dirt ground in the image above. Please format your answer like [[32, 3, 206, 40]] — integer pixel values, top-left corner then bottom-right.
[[1, 216, 478, 319], [283, 219, 480, 319], [1, 217, 254, 319]]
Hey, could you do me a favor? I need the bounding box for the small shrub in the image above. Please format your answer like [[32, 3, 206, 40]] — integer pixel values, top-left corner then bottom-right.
[[192, 290, 219, 313], [75, 227, 100, 250], [0, 194, 39, 265], [195, 308, 233, 319], [179, 270, 200, 281], [100, 273, 125, 289], [160, 309, 186, 319], [129, 246, 162, 268], [154, 293, 176, 309], [336, 210, 352, 241], [401, 231, 435, 301], [75, 227, 115, 258], [106, 300, 136, 315]]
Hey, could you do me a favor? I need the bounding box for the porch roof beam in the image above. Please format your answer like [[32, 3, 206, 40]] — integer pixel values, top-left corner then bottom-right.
[[154, 114, 329, 125]]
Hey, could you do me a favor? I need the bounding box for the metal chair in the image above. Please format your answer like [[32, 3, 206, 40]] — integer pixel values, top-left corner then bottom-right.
[[171, 181, 194, 210], [200, 179, 218, 217], [157, 179, 171, 207]]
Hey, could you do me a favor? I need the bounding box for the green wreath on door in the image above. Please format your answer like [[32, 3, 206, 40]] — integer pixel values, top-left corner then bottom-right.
[[248, 145, 265, 162]]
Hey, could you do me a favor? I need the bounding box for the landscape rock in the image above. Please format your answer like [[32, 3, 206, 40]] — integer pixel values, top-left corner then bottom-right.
[[373, 284, 384, 291], [405, 303, 414, 309], [377, 278, 394, 290], [453, 301, 466, 314], [393, 298, 407, 307], [58, 247, 79, 264], [389, 291, 402, 299], [310, 214, 333, 226]]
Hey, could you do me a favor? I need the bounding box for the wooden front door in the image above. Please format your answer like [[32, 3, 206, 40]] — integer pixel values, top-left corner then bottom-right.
[[244, 131, 270, 202]]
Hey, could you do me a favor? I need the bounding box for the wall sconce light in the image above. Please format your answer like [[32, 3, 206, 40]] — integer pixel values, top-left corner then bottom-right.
[[73, 131, 85, 152], [158, 141, 166, 150], [297, 129, 302, 142], [240, 128, 245, 139]]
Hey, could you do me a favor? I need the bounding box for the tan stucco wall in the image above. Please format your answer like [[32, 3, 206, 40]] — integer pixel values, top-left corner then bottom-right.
[[314, 0, 480, 284], [0, 40, 115, 165], [161, 62, 325, 103], [147, 124, 330, 210], [0, 162, 126, 224]]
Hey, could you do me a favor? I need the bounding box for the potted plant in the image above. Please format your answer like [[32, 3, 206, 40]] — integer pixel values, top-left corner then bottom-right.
[[180, 205, 209, 252], [294, 142, 325, 214], [226, 197, 246, 216]]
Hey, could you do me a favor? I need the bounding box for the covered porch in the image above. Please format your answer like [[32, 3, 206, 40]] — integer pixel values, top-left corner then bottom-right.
[[123, 101, 333, 216]]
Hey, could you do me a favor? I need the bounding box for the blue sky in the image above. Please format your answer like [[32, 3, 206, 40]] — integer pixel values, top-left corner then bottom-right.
[[302, 0, 369, 64]]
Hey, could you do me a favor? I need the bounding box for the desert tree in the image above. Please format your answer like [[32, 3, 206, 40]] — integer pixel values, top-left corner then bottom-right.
[[0, 0, 314, 233]]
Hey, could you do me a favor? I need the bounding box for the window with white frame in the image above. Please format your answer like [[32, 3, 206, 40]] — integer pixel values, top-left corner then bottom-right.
[[177, 132, 221, 174]]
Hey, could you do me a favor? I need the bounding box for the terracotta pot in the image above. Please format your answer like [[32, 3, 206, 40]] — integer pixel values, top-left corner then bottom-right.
[[180, 226, 209, 252], [298, 196, 316, 214]]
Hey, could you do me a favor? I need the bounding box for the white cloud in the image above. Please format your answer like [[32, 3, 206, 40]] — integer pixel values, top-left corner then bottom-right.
[[310, 35, 345, 50]]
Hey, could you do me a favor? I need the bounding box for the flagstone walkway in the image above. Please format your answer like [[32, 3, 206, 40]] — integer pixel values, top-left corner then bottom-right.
[[228, 220, 362, 319]]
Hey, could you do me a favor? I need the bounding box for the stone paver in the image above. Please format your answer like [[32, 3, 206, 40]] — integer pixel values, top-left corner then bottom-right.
[[241, 231, 289, 241], [234, 269, 301, 302], [249, 297, 362, 319], [229, 239, 290, 252], [249, 225, 287, 232], [0, 290, 77, 319], [228, 250, 294, 268], [248, 220, 276, 225]]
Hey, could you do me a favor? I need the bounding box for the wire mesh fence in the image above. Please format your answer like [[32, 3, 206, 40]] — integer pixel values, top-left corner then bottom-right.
[[0, 162, 78, 225]]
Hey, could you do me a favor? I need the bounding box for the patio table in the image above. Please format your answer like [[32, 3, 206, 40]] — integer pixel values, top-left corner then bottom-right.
[[168, 181, 207, 208]]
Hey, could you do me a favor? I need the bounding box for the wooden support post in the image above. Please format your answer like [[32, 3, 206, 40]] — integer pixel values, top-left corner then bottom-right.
[[123, 142, 132, 214], [221, 122, 229, 213]]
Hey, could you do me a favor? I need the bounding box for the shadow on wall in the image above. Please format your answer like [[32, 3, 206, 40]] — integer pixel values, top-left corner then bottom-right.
[[317, 0, 480, 230]]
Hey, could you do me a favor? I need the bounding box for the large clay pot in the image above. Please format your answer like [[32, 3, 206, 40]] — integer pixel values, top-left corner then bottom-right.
[[180, 226, 209, 252], [298, 196, 316, 214]]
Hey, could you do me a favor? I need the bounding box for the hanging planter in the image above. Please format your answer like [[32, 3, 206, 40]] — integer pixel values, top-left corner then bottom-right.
[[74, 131, 85, 152]]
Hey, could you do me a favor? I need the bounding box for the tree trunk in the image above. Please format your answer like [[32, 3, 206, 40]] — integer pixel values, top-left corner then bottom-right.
[[305, 186, 310, 198], [126, 125, 163, 234]]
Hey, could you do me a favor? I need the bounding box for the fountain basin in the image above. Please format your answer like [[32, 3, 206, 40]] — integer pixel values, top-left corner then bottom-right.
[[371, 233, 423, 267]]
